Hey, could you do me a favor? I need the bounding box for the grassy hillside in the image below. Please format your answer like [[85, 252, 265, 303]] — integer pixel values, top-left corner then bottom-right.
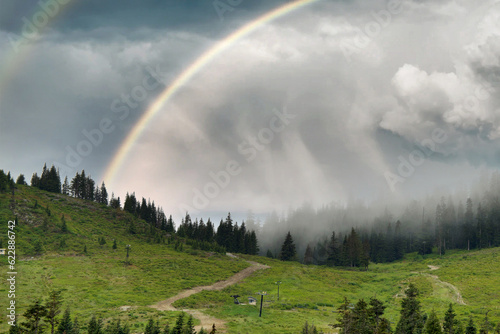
[[0, 185, 249, 332], [0, 185, 499, 333]]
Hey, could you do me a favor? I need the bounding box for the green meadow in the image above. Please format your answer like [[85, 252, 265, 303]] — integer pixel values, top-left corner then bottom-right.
[[0, 185, 499, 333]]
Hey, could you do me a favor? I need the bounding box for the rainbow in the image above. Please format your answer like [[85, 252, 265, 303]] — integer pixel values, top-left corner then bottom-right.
[[102, 0, 321, 187]]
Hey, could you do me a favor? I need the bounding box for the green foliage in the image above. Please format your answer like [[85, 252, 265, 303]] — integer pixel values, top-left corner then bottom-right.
[[21, 299, 47, 333], [57, 308, 73, 334], [184, 315, 195, 334], [443, 303, 457, 334], [425, 310, 444, 334], [172, 312, 184, 334], [302, 321, 319, 334], [87, 315, 103, 334], [144, 318, 161, 334], [466, 317, 477, 334], [45, 289, 63, 334], [395, 283, 425, 334], [105, 319, 130, 334], [280, 231, 297, 261], [112, 239, 117, 249], [16, 174, 26, 185]]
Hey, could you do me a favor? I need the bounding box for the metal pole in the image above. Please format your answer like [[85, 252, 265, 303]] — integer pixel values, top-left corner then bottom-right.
[[259, 294, 264, 317]]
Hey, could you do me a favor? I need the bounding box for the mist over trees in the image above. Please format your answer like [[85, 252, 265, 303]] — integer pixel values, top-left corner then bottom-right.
[[255, 172, 500, 266]]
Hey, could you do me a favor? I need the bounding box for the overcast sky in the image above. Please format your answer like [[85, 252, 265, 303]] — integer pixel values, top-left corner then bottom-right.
[[1, 0, 499, 221]]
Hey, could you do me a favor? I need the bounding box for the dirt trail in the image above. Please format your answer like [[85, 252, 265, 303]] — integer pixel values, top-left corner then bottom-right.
[[395, 265, 466, 305], [149, 254, 270, 332]]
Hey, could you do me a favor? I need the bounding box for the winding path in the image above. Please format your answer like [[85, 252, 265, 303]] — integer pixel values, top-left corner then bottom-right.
[[149, 255, 270, 332]]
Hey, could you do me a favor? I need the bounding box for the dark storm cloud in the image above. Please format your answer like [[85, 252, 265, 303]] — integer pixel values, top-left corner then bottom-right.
[[1, 0, 500, 219]]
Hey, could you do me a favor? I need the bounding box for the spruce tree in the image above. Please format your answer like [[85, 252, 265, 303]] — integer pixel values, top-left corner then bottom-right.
[[334, 297, 354, 333], [45, 290, 63, 334], [184, 315, 195, 334], [443, 304, 456, 334], [112, 239, 117, 249], [395, 283, 424, 334], [144, 318, 160, 334], [72, 317, 80, 334], [172, 313, 184, 334], [368, 297, 387, 331], [87, 315, 103, 334], [352, 299, 372, 334], [466, 317, 477, 334], [424, 310, 443, 334], [304, 245, 314, 264], [57, 308, 73, 334], [21, 300, 47, 334], [16, 174, 26, 185], [279, 231, 297, 261]]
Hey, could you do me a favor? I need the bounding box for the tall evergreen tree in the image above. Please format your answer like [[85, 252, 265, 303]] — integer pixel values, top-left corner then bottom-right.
[[443, 303, 456, 334], [87, 315, 103, 334], [465, 317, 477, 334], [395, 283, 425, 334], [424, 310, 443, 334], [16, 174, 26, 185], [279, 231, 297, 261], [304, 244, 314, 265], [21, 300, 47, 334], [45, 290, 63, 334], [144, 318, 161, 334], [57, 308, 73, 334]]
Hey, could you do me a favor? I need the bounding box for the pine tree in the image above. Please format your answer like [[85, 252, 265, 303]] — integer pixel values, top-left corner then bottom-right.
[[443, 304, 456, 334], [87, 316, 103, 334], [144, 318, 161, 334], [16, 174, 26, 185], [334, 297, 354, 333], [352, 299, 372, 334], [72, 317, 80, 334], [61, 215, 68, 233], [266, 249, 274, 258], [280, 231, 297, 261], [184, 315, 195, 334], [112, 240, 117, 249], [327, 231, 339, 266], [172, 313, 185, 334], [466, 317, 477, 334], [304, 245, 314, 264], [57, 308, 73, 334], [480, 312, 493, 334], [62, 176, 69, 195], [45, 290, 63, 334], [395, 283, 424, 334], [100, 182, 108, 205], [424, 310, 443, 334], [368, 297, 387, 331], [21, 300, 47, 334]]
